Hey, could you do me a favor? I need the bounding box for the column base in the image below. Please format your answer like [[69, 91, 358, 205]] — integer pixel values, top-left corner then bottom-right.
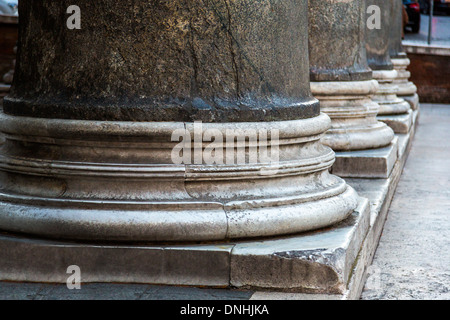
[[0, 109, 420, 298], [311, 80, 394, 151], [378, 109, 414, 134], [0, 111, 358, 242], [372, 70, 411, 116], [322, 122, 395, 152], [331, 137, 399, 179], [396, 81, 417, 97], [391, 57, 419, 111], [400, 93, 420, 111], [0, 197, 370, 294]]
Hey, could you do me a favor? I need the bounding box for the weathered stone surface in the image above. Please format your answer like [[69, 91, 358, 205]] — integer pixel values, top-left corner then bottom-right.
[[308, 0, 371, 81], [378, 109, 414, 134], [331, 137, 399, 179], [5, 0, 318, 122], [308, 0, 394, 151], [312, 80, 394, 151], [347, 107, 419, 299], [392, 58, 419, 110], [389, 1, 420, 110], [388, 0, 407, 59], [0, 234, 233, 286], [0, 106, 421, 300], [372, 69, 411, 116], [367, 1, 412, 117], [0, 281, 254, 300], [0, 197, 371, 295], [0, 113, 359, 241], [0, 0, 359, 242], [366, 0, 394, 70], [230, 198, 370, 294]]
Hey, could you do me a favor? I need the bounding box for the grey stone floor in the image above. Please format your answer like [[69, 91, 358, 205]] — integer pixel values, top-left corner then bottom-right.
[[0, 104, 448, 300], [361, 104, 450, 300]]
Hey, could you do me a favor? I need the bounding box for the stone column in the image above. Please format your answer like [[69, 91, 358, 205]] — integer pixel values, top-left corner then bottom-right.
[[366, 0, 411, 133], [389, 0, 419, 110], [0, 0, 359, 242], [308, 0, 394, 151]]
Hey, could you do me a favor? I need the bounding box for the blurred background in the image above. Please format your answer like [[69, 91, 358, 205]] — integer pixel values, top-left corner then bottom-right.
[[403, 0, 450, 104]]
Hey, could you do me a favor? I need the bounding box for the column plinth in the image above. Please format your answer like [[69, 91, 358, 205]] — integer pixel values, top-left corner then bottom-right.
[[371, 70, 410, 115], [308, 0, 394, 152], [0, 0, 358, 242]]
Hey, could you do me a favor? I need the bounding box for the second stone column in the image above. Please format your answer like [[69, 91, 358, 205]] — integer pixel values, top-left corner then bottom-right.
[[366, 0, 412, 133], [308, 0, 394, 152]]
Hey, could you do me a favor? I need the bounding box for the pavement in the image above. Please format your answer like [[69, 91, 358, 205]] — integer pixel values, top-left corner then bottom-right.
[[0, 103, 449, 300], [404, 14, 450, 47], [361, 104, 450, 300]]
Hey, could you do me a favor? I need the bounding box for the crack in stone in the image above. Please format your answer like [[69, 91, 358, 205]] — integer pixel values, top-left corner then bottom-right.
[[223, 0, 240, 98]]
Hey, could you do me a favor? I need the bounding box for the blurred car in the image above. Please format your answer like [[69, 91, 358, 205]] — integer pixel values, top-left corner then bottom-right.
[[0, 0, 13, 15], [419, 0, 450, 14], [0, 0, 17, 15], [403, 0, 422, 33]]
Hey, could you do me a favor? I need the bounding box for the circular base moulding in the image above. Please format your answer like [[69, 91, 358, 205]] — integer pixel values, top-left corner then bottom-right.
[[392, 58, 418, 97], [0, 112, 359, 242], [311, 80, 395, 151], [372, 70, 411, 116]]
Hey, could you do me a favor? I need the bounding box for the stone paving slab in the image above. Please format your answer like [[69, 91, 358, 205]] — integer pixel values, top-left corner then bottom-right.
[[361, 104, 450, 300]]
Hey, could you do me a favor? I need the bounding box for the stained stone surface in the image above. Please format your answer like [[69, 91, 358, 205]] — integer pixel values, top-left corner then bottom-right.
[[308, 0, 372, 81], [6, 0, 318, 122], [0, 197, 370, 295], [366, 0, 394, 70], [378, 110, 414, 134], [331, 137, 399, 179], [308, 0, 394, 152], [388, 0, 406, 59], [0, 105, 431, 301], [0, 0, 358, 242]]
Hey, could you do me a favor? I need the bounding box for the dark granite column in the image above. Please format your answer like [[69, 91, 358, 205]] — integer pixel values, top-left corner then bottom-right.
[[389, 0, 407, 60], [0, 0, 358, 242], [389, 0, 419, 110], [309, 0, 394, 151], [366, 0, 411, 128]]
